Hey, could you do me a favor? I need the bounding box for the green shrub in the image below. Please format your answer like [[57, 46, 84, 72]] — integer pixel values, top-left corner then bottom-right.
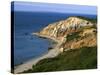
[[67, 32, 80, 41], [22, 46, 97, 73], [76, 16, 97, 23]]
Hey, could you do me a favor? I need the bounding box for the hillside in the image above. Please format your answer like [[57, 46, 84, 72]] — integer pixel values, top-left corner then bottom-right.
[[39, 16, 96, 38], [36, 16, 97, 52], [23, 16, 97, 73], [23, 46, 97, 73]]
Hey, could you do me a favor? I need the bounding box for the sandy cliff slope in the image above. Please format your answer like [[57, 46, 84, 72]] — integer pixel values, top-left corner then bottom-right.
[[38, 16, 97, 52]]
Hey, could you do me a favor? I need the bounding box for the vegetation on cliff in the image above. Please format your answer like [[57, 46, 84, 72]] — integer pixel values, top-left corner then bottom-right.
[[76, 16, 97, 24], [23, 46, 97, 73]]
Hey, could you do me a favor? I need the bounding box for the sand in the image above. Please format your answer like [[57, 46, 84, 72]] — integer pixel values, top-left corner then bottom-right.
[[14, 33, 61, 74]]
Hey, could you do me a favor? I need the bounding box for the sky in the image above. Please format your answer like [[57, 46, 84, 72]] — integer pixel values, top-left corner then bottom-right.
[[11, 1, 97, 15]]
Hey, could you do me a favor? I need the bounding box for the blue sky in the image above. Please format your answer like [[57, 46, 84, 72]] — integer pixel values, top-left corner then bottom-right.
[[12, 1, 97, 15]]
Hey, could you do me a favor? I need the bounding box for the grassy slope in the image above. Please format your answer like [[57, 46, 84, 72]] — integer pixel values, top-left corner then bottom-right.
[[23, 46, 97, 73]]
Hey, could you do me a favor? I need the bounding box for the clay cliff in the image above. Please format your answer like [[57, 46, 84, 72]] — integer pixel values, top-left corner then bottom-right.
[[36, 16, 97, 52]]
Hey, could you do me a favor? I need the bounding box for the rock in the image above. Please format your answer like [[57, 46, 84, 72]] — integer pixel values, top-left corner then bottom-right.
[[60, 48, 64, 52], [48, 47, 53, 50]]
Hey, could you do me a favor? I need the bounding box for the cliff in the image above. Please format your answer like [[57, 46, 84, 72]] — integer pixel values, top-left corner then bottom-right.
[[36, 16, 97, 52]]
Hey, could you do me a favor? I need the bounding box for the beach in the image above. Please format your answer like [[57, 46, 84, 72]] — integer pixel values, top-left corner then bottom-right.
[[14, 33, 61, 73]]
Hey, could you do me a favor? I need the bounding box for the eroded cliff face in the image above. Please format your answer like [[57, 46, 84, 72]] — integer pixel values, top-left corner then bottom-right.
[[38, 16, 97, 52]]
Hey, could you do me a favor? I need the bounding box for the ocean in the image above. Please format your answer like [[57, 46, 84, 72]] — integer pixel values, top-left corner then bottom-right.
[[13, 12, 96, 66]]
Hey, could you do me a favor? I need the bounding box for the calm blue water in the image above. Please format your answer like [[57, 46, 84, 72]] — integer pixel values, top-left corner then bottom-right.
[[14, 12, 96, 65]]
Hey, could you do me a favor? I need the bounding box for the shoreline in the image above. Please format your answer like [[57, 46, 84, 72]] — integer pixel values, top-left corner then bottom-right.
[[14, 33, 61, 74], [32, 33, 60, 43]]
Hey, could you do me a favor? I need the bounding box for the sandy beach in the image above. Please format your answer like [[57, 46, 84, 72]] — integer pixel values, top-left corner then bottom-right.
[[14, 33, 61, 73]]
